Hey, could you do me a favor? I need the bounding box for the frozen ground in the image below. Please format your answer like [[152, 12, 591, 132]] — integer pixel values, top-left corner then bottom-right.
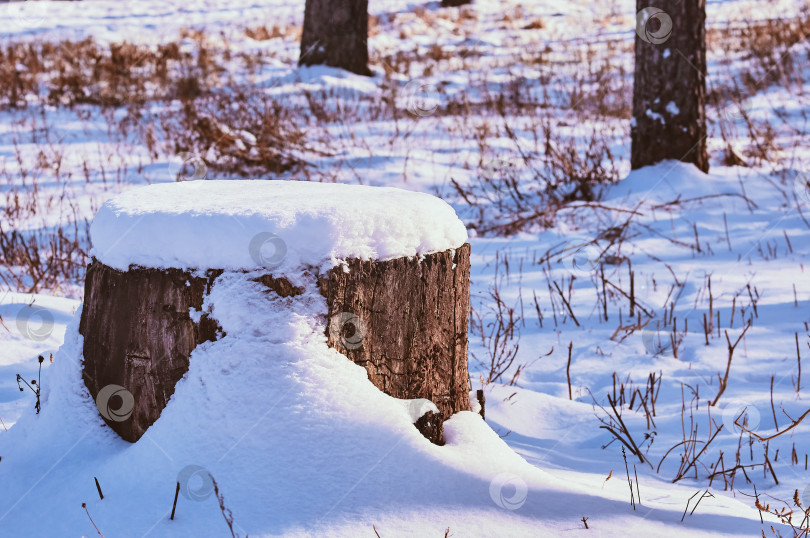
[[1, 0, 810, 536]]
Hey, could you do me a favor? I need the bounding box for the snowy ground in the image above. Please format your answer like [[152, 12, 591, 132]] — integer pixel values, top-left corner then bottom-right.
[[1, 0, 810, 536]]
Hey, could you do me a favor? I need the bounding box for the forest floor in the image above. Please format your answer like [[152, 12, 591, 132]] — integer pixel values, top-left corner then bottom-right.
[[1, 0, 810, 536]]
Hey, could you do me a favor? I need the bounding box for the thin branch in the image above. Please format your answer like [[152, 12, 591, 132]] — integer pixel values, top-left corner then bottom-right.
[[736, 408, 810, 442], [710, 321, 752, 406]]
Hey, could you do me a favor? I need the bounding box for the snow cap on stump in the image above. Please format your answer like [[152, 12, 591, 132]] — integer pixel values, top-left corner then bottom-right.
[[90, 180, 468, 272]]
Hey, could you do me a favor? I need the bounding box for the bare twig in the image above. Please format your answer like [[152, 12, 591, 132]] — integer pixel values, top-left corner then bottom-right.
[[567, 342, 573, 400], [673, 425, 724, 483], [82, 503, 105, 537], [710, 321, 752, 406], [771, 376, 779, 432], [553, 281, 580, 327], [796, 332, 802, 394], [211, 475, 241, 538], [170, 482, 180, 521], [736, 408, 810, 442], [622, 447, 636, 510]]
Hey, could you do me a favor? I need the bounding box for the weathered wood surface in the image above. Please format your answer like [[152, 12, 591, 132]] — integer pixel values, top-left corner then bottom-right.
[[79, 244, 471, 443], [319, 243, 471, 420], [79, 264, 222, 442]]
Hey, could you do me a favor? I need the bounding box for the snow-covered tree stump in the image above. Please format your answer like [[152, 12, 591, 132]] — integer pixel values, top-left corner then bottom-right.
[[80, 181, 471, 443]]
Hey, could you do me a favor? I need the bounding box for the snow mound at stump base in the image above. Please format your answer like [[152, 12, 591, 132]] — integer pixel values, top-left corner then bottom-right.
[[0, 167, 787, 536], [0, 272, 551, 536]]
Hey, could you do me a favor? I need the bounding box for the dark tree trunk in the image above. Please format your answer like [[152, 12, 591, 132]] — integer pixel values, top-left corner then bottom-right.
[[319, 244, 471, 420], [441, 0, 473, 6], [631, 0, 709, 173], [79, 264, 223, 442], [79, 245, 471, 444], [299, 0, 371, 76]]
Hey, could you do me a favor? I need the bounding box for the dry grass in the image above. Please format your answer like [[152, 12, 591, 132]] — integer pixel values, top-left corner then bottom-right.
[[0, 11, 807, 295]]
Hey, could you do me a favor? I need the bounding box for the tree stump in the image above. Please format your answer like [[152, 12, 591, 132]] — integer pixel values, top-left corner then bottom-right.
[[79, 245, 471, 443]]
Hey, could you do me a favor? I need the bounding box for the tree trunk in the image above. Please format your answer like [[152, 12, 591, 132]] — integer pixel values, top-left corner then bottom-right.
[[79, 245, 471, 444], [631, 0, 709, 173], [299, 0, 371, 76]]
